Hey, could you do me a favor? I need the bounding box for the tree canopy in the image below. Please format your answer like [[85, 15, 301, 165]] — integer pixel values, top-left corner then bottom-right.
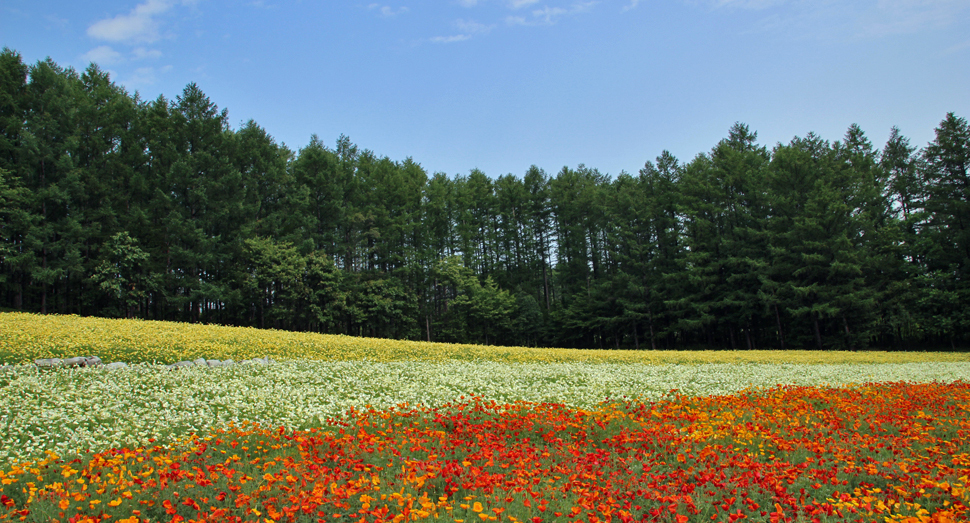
[[1, 48, 967, 350]]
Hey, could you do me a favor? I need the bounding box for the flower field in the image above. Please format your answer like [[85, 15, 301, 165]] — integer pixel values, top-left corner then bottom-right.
[[1, 313, 969, 522], [4, 313, 969, 365]]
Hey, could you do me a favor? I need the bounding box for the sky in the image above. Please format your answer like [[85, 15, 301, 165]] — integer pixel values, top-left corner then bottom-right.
[[2, 0, 969, 178]]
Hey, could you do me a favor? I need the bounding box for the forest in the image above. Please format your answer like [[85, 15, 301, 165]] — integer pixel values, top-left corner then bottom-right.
[[1, 48, 968, 351]]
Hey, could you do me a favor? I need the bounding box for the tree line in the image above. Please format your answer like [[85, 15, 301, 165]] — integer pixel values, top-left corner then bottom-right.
[[1, 48, 968, 350]]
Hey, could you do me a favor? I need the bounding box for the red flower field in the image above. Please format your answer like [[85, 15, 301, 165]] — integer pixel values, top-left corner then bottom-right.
[[2, 382, 967, 523]]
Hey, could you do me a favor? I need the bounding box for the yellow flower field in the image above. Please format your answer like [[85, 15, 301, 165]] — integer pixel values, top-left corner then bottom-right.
[[2, 312, 967, 365]]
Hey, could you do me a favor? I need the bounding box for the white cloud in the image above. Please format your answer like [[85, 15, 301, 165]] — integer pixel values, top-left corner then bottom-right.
[[124, 66, 158, 86], [455, 18, 495, 33], [622, 0, 640, 11], [431, 34, 473, 43], [368, 4, 409, 17], [859, 0, 969, 37], [82, 45, 124, 66], [508, 0, 540, 8], [87, 0, 174, 44], [707, 0, 785, 8], [429, 17, 494, 43], [132, 47, 163, 60], [45, 15, 70, 29], [532, 6, 569, 23], [702, 0, 970, 41], [509, 1, 597, 25], [457, 0, 480, 6]]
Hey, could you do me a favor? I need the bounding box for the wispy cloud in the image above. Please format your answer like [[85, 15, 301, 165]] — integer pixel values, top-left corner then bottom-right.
[[858, 0, 969, 37], [707, 0, 784, 9], [368, 4, 409, 17], [82, 45, 123, 66], [507, 1, 597, 25], [431, 34, 473, 43], [430, 17, 495, 43], [622, 0, 641, 11], [456, 18, 495, 33], [87, 0, 174, 44], [507, 0, 540, 9], [703, 0, 970, 40], [457, 0, 481, 6], [122, 64, 173, 88], [945, 38, 970, 54], [45, 15, 70, 30], [132, 47, 163, 60]]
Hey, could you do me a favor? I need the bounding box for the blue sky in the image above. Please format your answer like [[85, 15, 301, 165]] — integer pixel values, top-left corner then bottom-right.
[[2, 0, 969, 178]]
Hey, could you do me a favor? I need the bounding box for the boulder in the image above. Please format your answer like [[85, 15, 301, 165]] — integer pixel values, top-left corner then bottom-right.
[[63, 357, 88, 367]]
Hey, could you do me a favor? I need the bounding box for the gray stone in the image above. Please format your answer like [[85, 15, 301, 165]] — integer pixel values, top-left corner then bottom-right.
[[168, 360, 194, 369], [35, 358, 65, 368], [104, 362, 128, 370], [84, 356, 103, 367], [193, 358, 207, 367], [206, 359, 222, 367], [63, 357, 88, 367]]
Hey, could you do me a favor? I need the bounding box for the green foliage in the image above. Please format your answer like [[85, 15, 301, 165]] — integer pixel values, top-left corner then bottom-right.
[[0, 48, 967, 349]]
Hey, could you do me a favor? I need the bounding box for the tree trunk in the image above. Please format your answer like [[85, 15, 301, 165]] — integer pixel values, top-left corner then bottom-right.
[[42, 254, 49, 314], [813, 315, 823, 350], [774, 303, 786, 350], [842, 315, 851, 349]]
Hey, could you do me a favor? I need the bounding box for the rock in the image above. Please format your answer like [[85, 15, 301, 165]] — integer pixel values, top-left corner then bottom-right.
[[63, 357, 88, 367], [35, 358, 65, 368], [206, 359, 222, 367], [104, 362, 128, 370], [193, 358, 207, 367], [168, 360, 195, 369], [84, 356, 103, 367]]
